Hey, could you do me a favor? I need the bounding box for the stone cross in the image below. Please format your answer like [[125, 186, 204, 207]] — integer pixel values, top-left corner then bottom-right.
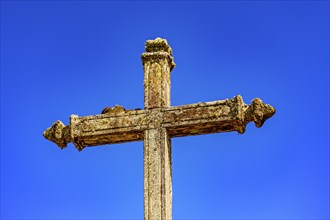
[[43, 38, 275, 220]]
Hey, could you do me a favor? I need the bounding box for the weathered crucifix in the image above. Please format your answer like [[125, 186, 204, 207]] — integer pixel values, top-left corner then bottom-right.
[[43, 38, 275, 220]]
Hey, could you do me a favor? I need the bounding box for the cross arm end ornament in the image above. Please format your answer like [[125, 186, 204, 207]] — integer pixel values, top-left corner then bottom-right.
[[163, 96, 275, 136], [244, 97, 276, 128], [43, 96, 275, 151], [43, 120, 71, 150]]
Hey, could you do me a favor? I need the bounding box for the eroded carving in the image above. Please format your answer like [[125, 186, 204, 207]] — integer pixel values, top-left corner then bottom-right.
[[43, 120, 71, 149], [102, 105, 125, 114], [142, 38, 176, 72], [145, 37, 173, 55], [244, 98, 276, 128]]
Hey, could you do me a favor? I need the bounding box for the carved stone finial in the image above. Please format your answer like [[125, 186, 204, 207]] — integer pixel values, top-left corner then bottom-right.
[[244, 98, 276, 128], [145, 37, 173, 55], [43, 120, 71, 149], [142, 37, 176, 72]]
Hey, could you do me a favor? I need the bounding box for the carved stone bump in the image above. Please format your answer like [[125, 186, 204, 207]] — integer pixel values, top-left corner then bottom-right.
[[101, 104, 125, 114], [43, 120, 71, 149]]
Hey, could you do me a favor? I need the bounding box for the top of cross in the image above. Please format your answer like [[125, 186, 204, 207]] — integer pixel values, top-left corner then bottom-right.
[[142, 37, 176, 72], [145, 37, 173, 54]]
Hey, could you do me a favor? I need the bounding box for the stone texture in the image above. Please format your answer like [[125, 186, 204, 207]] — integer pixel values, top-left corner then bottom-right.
[[101, 104, 125, 114], [144, 128, 172, 219], [142, 38, 175, 109], [43, 96, 275, 150], [142, 38, 174, 219], [43, 37, 276, 220], [43, 120, 70, 149]]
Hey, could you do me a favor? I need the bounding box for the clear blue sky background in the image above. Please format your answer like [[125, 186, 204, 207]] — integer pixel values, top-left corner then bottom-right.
[[1, 1, 329, 219]]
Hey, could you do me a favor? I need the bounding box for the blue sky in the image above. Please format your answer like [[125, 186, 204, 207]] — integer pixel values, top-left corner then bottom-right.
[[1, 1, 329, 219]]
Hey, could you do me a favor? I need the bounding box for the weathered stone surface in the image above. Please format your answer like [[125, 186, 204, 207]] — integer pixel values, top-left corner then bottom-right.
[[43, 37, 276, 220], [43, 120, 70, 149], [145, 37, 173, 56], [142, 38, 175, 109], [243, 97, 275, 128], [43, 96, 275, 150], [144, 128, 172, 219], [70, 110, 147, 150], [142, 38, 173, 220]]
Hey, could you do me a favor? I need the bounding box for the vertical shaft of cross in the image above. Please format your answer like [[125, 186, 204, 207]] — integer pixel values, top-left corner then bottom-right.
[[144, 128, 172, 219], [142, 38, 175, 220]]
